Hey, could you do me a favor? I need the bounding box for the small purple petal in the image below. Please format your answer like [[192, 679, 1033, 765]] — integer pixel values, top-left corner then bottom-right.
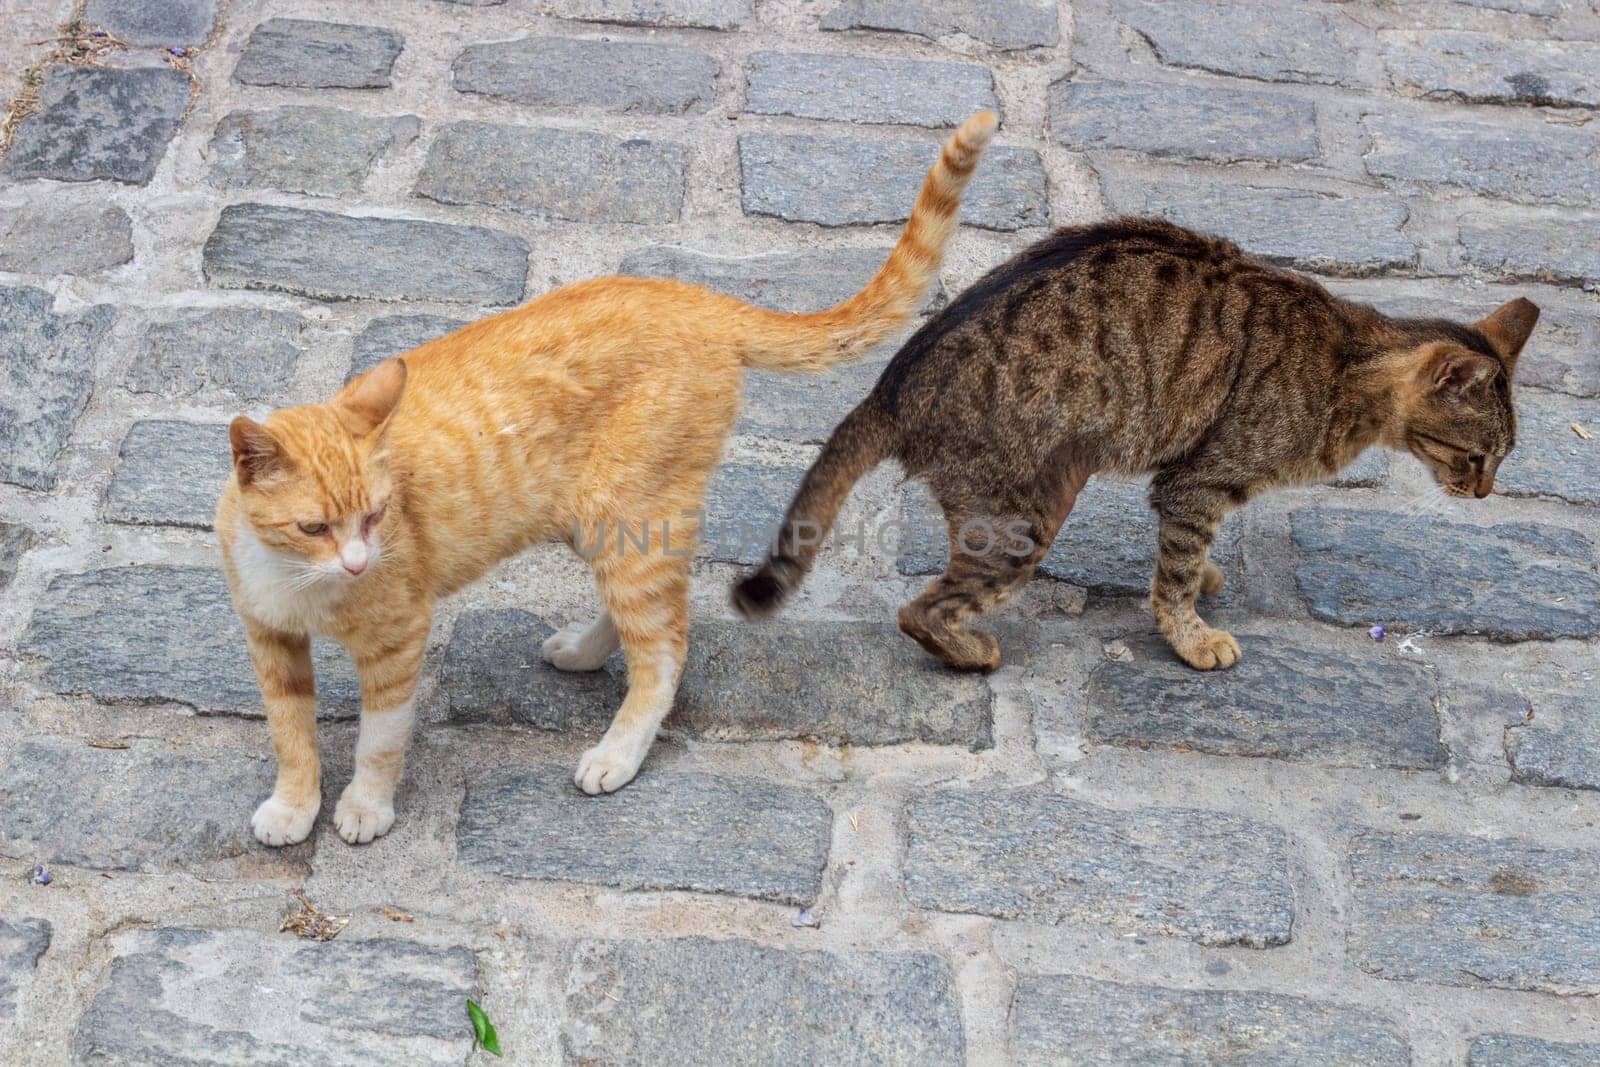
[[30, 864, 52, 886], [791, 909, 818, 928], [1369, 623, 1386, 643]]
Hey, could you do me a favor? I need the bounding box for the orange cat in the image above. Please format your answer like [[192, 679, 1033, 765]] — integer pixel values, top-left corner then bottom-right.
[[216, 112, 997, 846]]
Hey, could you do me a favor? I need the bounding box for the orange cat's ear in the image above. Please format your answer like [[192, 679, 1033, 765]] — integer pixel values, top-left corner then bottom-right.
[[1475, 297, 1539, 373], [339, 357, 408, 437], [230, 416, 287, 486], [1427, 349, 1498, 401]]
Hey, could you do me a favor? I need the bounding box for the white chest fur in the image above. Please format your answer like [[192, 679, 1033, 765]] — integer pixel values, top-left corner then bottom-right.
[[231, 525, 349, 633]]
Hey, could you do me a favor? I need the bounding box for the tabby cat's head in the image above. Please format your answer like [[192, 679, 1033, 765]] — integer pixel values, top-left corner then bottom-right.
[[1397, 298, 1537, 499], [227, 358, 407, 579]]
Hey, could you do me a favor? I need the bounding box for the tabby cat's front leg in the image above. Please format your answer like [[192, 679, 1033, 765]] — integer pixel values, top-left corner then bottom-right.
[[1149, 488, 1240, 671], [246, 623, 321, 846], [338, 621, 429, 844]]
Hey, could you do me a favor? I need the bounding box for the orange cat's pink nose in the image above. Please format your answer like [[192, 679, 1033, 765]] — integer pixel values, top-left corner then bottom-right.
[[343, 558, 367, 576]]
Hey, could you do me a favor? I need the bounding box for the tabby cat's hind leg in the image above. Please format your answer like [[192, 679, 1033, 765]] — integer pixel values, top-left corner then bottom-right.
[[1149, 477, 1239, 670]]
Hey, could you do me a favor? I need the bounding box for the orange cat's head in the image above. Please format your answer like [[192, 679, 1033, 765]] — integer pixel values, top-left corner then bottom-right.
[[1396, 298, 1536, 499], [228, 358, 407, 580]]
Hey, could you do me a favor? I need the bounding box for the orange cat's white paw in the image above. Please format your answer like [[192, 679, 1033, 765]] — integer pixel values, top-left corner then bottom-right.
[[252, 794, 318, 847], [542, 619, 618, 672], [333, 785, 395, 844], [575, 733, 648, 795], [1174, 627, 1242, 671]]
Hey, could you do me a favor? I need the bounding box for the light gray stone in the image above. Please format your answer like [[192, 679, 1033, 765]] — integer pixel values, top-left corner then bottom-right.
[[1384, 30, 1600, 109], [1292, 508, 1600, 640], [19, 565, 361, 716], [737, 355, 888, 442], [453, 37, 717, 114], [565, 939, 963, 1063], [1348, 830, 1600, 993], [457, 765, 831, 904], [233, 18, 404, 89], [74, 927, 477, 1064], [905, 789, 1295, 946], [1457, 211, 1600, 289], [103, 420, 230, 529], [126, 306, 306, 402], [1, 66, 190, 185], [1331, 448, 1390, 488], [1506, 697, 1600, 791], [203, 203, 529, 304], [746, 52, 998, 127], [1450, 0, 1562, 12], [0, 285, 116, 490], [208, 106, 414, 198], [1495, 391, 1600, 505], [0, 202, 133, 275], [740, 132, 1047, 231], [1470, 1035, 1600, 1066], [417, 123, 687, 224], [1011, 977, 1410, 1065], [1086, 634, 1442, 769], [83, 0, 217, 46], [534, 0, 752, 29], [1050, 79, 1318, 163], [1101, 175, 1417, 276], [0, 918, 49, 1022], [821, 0, 1059, 50], [349, 313, 468, 378], [1364, 113, 1600, 207], [0, 522, 35, 590], [1116, 0, 1366, 85]]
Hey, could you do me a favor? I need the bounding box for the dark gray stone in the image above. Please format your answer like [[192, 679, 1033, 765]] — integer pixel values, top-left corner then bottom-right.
[[453, 37, 717, 114], [536, 0, 752, 29], [440, 609, 616, 731], [0, 522, 35, 589], [740, 132, 1046, 231], [233, 18, 404, 89], [1331, 448, 1389, 488], [0, 285, 116, 490], [458, 765, 831, 904], [746, 52, 998, 127], [702, 461, 806, 565], [74, 927, 477, 1065], [0, 738, 296, 874], [19, 565, 361, 716], [1050, 79, 1317, 163], [1348, 830, 1600, 994], [1102, 175, 1416, 276], [1085, 634, 1442, 769], [905, 790, 1294, 946], [417, 123, 687, 224], [208, 106, 415, 198], [103, 420, 230, 529], [1365, 113, 1600, 207], [1116, 0, 1365, 85], [1506, 697, 1600, 792], [821, 0, 1059, 50], [203, 203, 529, 304], [1470, 1035, 1600, 1066], [1292, 508, 1600, 640], [0, 918, 49, 1022], [83, 0, 218, 46], [126, 307, 307, 403], [1457, 211, 1600, 289], [899, 478, 1243, 600], [0, 202, 133, 275], [1011, 977, 1410, 1065], [1496, 391, 1600, 505], [565, 938, 963, 1064], [1450, 0, 1561, 12], [1384, 31, 1600, 109], [350, 314, 468, 378], [1, 66, 190, 185], [738, 355, 888, 441]]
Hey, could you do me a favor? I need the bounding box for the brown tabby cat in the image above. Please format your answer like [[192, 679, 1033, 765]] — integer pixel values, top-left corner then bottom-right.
[[734, 218, 1536, 672], [218, 113, 997, 846]]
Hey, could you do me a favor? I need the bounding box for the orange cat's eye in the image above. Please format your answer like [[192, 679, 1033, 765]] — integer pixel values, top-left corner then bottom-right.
[[364, 506, 386, 531], [298, 522, 329, 536]]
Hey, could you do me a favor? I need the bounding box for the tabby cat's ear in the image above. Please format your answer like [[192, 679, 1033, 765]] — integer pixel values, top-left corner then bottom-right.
[[339, 357, 408, 437], [1428, 349, 1499, 401], [1475, 297, 1539, 373], [230, 416, 287, 486]]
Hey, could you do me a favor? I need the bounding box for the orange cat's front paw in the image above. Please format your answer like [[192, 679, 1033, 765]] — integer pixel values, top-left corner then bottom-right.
[[333, 785, 395, 845], [575, 731, 649, 795], [1172, 627, 1242, 671], [252, 794, 318, 847]]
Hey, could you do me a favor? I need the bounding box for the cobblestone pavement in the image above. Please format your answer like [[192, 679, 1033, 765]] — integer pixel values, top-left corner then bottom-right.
[[1, 0, 1599, 1063]]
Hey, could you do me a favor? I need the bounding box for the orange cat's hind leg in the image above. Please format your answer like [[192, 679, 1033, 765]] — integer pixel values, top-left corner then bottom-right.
[[542, 611, 620, 672]]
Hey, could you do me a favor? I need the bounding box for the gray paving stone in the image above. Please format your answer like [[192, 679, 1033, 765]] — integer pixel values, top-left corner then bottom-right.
[[746, 51, 998, 127], [1331, 448, 1389, 488], [1348, 830, 1600, 994], [1050, 79, 1317, 163], [536, 0, 752, 29], [702, 461, 806, 565], [103, 420, 230, 529], [19, 565, 360, 716], [0, 918, 49, 1023], [441, 609, 617, 731], [0, 738, 296, 874], [1011, 977, 1410, 1065], [899, 478, 1244, 600], [1451, 0, 1562, 12], [1292, 508, 1600, 640], [233, 18, 404, 89], [1470, 1035, 1600, 1066], [1364, 113, 1600, 207], [821, 0, 1059, 50], [737, 356, 888, 442], [350, 313, 469, 378], [905, 789, 1294, 946], [126, 306, 307, 402], [83, 0, 218, 46], [1101, 175, 1417, 276], [453, 36, 717, 114], [0, 66, 189, 185], [739, 132, 1046, 231], [0, 285, 116, 490], [1506, 698, 1600, 792], [1383, 31, 1600, 110], [457, 765, 831, 904], [74, 927, 476, 1064], [1496, 391, 1600, 505], [0, 522, 35, 590], [1116, 0, 1365, 86], [208, 106, 415, 198], [417, 122, 687, 224], [565, 938, 964, 1064], [203, 203, 529, 304], [1457, 211, 1600, 289], [0, 202, 133, 275], [1085, 634, 1442, 769]]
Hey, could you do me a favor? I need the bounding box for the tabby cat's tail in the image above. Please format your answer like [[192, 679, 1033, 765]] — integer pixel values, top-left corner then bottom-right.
[[736, 110, 997, 373]]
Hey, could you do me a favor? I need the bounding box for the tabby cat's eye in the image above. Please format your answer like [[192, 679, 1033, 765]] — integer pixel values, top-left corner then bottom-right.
[[298, 521, 329, 536]]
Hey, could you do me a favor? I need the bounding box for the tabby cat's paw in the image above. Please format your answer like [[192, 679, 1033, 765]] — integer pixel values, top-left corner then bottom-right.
[[1174, 627, 1242, 671], [575, 733, 648, 795], [1199, 561, 1225, 596], [542, 622, 612, 672], [333, 785, 395, 845], [252, 794, 318, 847]]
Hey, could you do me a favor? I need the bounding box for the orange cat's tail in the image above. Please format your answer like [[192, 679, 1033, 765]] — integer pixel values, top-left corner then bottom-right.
[[736, 110, 998, 373]]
